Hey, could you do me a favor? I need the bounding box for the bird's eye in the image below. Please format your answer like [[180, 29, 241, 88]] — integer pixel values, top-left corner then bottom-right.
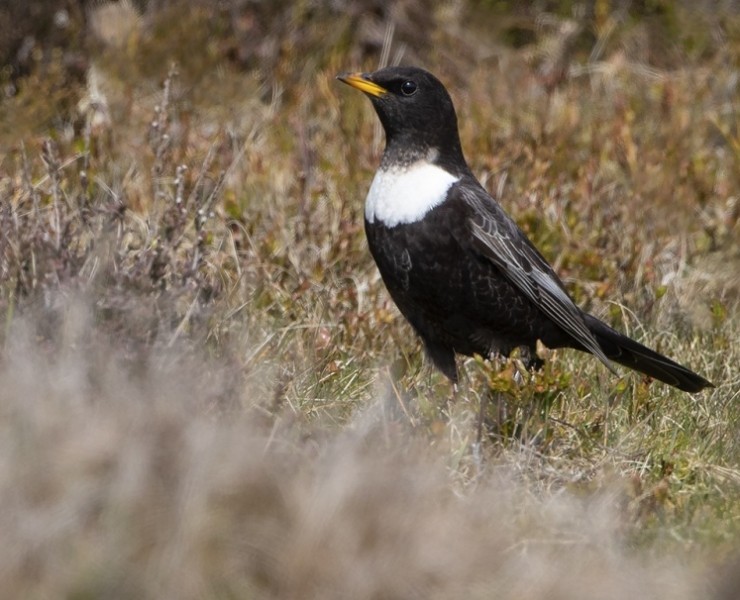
[[400, 80, 417, 96]]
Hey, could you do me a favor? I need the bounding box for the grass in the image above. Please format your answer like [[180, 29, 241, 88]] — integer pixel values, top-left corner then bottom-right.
[[0, 1, 738, 597]]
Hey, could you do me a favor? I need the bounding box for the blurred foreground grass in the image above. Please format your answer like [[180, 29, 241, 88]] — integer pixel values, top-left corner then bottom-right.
[[0, 1, 738, 598]]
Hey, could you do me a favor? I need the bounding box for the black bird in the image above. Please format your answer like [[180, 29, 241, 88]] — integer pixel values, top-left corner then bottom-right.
[[337, 66, 713, 393]]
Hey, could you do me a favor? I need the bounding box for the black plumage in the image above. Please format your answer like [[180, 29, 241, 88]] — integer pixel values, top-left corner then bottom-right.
[[337, 66, 713, 393]]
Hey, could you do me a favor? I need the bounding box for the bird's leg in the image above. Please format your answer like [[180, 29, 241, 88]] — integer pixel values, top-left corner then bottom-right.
[[444, 355, 461, 411], [519, 344, 545, 373], [512, 346, 545, 387], [524, 356, 545, 372]]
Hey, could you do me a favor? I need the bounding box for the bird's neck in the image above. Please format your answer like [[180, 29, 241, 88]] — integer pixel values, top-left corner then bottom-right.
[[381, 133, 468, 176]]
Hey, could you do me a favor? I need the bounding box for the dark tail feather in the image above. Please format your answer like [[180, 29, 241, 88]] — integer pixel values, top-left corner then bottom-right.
[[583, 315, 714, 393]]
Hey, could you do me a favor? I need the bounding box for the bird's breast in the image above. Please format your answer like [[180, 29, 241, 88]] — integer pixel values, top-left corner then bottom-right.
[[365, 161, 459, 228]]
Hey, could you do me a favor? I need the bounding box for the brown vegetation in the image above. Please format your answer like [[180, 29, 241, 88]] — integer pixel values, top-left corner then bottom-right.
[[0, 1, 738, 597]]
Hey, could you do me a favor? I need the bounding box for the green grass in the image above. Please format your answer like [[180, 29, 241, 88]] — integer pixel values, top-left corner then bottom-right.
[[0, 1, 738, 598]]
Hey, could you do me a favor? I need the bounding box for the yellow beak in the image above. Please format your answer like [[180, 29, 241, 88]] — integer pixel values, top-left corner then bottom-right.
[[337, 72, 388, 98]]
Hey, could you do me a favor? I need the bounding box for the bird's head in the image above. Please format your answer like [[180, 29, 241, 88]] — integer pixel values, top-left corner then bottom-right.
[[337, 66, 464, 165]]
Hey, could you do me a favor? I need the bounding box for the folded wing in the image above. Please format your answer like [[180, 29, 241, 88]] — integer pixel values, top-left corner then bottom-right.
[[458, 183, 615, 371]]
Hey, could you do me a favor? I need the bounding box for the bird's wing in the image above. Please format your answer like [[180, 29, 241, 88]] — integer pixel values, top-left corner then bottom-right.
[[457, 183, 614, 370]]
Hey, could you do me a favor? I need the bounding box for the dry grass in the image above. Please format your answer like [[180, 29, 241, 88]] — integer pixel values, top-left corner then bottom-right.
[[0, 0, 738, 597], [0, 304, 724, 599]]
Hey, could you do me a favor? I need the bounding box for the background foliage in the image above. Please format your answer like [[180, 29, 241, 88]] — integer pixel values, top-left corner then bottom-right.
[[0, 1, 738, 598]]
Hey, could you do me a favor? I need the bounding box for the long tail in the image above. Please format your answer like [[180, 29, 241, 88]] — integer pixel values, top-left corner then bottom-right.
[[583, 314, 713, 393]]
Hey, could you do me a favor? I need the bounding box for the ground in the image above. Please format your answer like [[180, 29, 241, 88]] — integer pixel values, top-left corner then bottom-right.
[[0, 1, 738, 598]]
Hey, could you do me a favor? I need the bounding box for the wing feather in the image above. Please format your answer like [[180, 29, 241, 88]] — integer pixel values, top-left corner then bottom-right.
[[458, 183, 615, 371]]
